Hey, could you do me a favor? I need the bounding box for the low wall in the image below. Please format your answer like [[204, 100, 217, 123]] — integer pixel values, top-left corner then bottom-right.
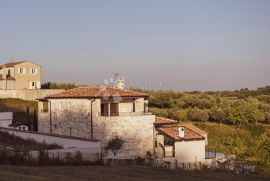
[[29, 147, 101, 162], [0, 127, 101, 150], [0, 89, 64, 101]]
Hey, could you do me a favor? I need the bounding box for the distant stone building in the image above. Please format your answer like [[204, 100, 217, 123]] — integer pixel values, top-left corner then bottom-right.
[[9, 122, 29, 131], [0, 61, 41, 90], [38, 86, 154, 157]]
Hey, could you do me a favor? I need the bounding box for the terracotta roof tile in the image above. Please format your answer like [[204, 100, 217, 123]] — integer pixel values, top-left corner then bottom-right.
[[45, 86, 148, 99], [0, 74, 15, 80], [157, 126, 205, 141], [0, 61, 26, 68], [6, 75, 16, 80], [179, 124, 207, 135], [155, 117, 178, 125]]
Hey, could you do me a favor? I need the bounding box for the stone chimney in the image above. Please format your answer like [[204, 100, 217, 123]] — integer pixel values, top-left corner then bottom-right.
[[178, 127, 185, 138]]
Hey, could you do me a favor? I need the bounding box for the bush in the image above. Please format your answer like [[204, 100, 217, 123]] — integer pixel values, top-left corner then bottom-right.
[[149, 108, 169, 118], [105, 135, 125, 156], [209, 106, 227, 123], [187, 108, 209, 122]]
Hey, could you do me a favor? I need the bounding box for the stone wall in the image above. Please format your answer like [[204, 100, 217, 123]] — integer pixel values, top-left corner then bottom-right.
[[38, 98, 155, 158], [28, 147, 101, 162], [0, 89, 64, 101], [94, 115, 155, 157], [38, 98, 96, 137], [0, 80, 15, 90]]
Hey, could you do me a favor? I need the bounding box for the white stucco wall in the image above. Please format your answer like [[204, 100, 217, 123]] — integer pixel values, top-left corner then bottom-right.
[[174, 140, 205, 163]]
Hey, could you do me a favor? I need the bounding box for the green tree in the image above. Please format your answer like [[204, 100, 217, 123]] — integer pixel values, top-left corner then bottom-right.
[[227, 101, 264, 129]]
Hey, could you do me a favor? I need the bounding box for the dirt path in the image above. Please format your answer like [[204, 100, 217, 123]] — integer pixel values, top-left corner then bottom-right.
[[0, 165, 268, 181]]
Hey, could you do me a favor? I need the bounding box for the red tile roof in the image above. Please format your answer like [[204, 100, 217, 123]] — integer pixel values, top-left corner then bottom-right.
[[156, 126, 205, 141], [0, 61, 26, 68], [6, 75, 16, 80], [155, 117, 178, 125], [45, 86, 149, 99], [179, 124, 207, 135], [0, 75, 16, 80]]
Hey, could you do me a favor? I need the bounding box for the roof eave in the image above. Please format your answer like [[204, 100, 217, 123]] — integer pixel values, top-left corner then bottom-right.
[[44, 95, 149, 99]]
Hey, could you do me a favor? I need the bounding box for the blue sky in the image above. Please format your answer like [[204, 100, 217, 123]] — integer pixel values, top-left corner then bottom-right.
[[0, 0, 270, 91]]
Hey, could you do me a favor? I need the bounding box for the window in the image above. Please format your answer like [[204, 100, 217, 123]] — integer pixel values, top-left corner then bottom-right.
[[54, 124, 57, 129], [7, 69, 11, 76], [133, 99, 136, 112], [19, 68, 23, 74], [101, 103, 109, 116], [110, 103, 119, 116], [18, 68, 25, 74], [31, 68, 37, 74]]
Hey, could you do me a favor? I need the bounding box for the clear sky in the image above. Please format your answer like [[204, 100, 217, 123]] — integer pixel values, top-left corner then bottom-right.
[[0, 0, 270, 91]]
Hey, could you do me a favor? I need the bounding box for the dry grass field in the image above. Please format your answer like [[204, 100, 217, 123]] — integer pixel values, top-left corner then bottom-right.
[[0, 165, 268, 181]]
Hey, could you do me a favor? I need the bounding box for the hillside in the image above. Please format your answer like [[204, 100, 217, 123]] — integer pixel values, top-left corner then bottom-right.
[[138, 85, 270, 175]]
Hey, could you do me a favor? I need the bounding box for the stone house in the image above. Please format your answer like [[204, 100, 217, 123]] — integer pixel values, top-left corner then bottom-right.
[[154, 117, 207, 163], [38, 86, 155, 157], [0, 61, 41, 89]]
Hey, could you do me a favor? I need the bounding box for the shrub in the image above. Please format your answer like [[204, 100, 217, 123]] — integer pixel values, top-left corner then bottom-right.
[[227, 101, 265, 129], [209, 106, 227, 123], [105, 135, 125, 156], [187, 108, 209, 122]]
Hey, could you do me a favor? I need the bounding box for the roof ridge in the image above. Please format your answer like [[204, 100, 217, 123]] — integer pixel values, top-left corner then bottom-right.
[[0, 60, 28, 68], [181, 126, 204, 138], [44, 86, 148, 99]]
